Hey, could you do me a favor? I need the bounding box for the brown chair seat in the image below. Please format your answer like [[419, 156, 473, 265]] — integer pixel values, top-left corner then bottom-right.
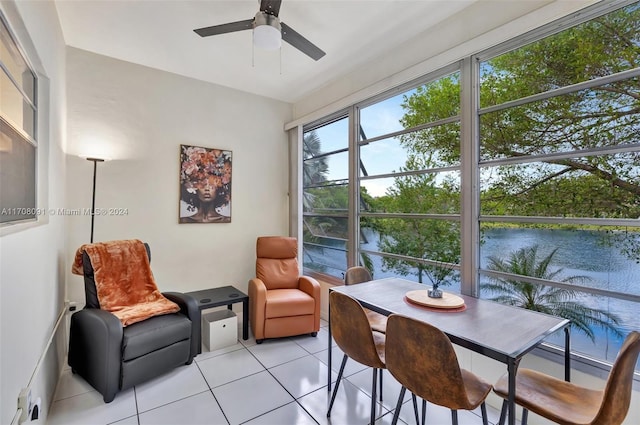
[[493, 330, 640, 425], [345, 266, 388, 333], [494, 369, 601, 424], [365, 309, 388, 334], [265, 288, 315, 318]]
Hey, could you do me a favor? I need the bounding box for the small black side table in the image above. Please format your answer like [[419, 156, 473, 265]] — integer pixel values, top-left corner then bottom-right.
[[186, 285, 249, 340]]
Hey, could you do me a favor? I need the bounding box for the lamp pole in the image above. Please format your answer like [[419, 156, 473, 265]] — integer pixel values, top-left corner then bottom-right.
[[86, 157, 104, 243]]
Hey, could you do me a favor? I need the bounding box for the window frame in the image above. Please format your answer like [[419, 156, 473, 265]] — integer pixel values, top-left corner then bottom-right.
[[294, 0, 640, 378], [0, 10, 39, 228]]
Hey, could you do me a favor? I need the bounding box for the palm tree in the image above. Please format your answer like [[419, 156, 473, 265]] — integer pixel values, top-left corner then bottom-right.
[[302, 130, 328, 210], [482, 245, 622, 342]]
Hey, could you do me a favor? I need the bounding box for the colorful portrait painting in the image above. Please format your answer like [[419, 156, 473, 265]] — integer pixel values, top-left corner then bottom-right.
[[179, 144, 232, 223]]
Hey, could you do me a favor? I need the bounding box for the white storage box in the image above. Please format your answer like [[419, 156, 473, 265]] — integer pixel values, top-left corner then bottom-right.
[[202, 310, 237, 351]]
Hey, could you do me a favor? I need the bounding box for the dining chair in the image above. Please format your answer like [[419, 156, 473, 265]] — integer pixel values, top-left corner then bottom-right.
[[344, 266, 388, 334], [386, 314, 492, 425], [327, 291, 386, 425], [494, 330, 640, 425]]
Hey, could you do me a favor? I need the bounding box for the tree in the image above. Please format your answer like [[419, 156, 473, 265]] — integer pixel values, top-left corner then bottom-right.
[[302, 130, 328, 211], [374, 155, 461, 285], [482, 245, 622, 342], [399, 5, 640, 260]]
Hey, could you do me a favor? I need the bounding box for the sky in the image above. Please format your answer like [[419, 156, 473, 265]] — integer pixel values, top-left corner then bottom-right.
[[310, 90, 414, 197]]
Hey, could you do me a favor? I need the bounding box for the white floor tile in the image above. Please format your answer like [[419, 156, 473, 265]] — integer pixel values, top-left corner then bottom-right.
[[48, 346, 503, 425], [196, 342, 245, 362], [247, 338, 309, 368], [197, 347, 265, 388], [135, 363, 210, 413], [314, 347, 368, 377], [138, 391, 227, 425], [346, 368, 410, 411], [242, 401, 316, 425], [269, 354, 336, 398], [53, 369, 95, 401], [394, 398, 502, 425], [47, 388, 137, 425], [297, 379, 388, 425], [240, 334, 258, 348], [212, 370, 294, 424], [291, 327, 335, 354], [111, 415, 140, 425]]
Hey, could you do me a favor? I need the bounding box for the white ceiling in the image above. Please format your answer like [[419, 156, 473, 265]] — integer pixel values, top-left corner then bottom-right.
[[54, 0, 481, 103]]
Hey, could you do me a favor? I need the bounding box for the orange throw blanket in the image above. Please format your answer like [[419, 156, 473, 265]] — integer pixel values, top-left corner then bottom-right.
[[72, 240, 180, 326]]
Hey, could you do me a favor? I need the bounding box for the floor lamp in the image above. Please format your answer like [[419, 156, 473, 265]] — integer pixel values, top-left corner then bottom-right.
[[86, 157, 105, 243]]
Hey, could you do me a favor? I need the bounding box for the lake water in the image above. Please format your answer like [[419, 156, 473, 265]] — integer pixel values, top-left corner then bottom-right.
[[479, 228, 640, 363], [307, 227, 640, 363]]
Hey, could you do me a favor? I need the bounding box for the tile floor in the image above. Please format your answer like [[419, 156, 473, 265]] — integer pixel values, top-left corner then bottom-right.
[[48, 316, 505, 425]]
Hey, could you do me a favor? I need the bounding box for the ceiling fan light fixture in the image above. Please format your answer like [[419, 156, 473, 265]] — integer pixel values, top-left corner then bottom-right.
[[253, 11, 281, 50]]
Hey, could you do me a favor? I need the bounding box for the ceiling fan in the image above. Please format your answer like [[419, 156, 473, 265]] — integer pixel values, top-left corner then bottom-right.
[[193, 0, 326, 61]]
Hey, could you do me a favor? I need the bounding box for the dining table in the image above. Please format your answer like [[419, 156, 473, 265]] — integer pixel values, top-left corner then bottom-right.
[[328, 277, 571, 425]]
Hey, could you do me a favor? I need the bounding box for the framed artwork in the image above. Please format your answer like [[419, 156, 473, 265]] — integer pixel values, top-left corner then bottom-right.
[[179, 144, 232, 223]]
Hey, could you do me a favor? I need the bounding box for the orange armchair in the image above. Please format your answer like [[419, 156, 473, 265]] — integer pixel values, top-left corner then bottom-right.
[[248, 236, 320, 344]]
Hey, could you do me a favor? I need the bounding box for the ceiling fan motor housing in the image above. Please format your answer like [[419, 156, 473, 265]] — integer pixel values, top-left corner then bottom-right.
[[253, 11, 281, 50]]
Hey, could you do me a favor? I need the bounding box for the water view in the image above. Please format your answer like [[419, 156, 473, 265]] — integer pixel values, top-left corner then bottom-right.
[[306, 227, 640, 364]]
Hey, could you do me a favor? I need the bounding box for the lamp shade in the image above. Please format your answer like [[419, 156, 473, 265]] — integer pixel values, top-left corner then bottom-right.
[[253, 12, 281, 50]]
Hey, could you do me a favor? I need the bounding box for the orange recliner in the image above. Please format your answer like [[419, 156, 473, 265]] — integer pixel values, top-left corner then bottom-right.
[[248, 236, 321, 344]]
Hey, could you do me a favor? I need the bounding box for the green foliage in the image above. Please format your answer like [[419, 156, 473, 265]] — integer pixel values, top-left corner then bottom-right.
[[482, 245, 622, 342], [388, 4, 639, 337], [374, 155, 461, 285], [398, 4, 640, 259]]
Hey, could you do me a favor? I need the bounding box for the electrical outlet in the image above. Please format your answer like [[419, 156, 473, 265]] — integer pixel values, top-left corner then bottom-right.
[[65, 300, 79, 313], [17, 388, 31, 424]]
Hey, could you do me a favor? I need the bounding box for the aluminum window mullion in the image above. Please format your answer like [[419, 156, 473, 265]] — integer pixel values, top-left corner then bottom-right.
[[356, 62, 461, 110], [0, 63, 36, 110], [304, 179, 348, 190], [360, 248, 461, 271], [348, 105, 359, 268], [304, 146, 349, 161], [0, 115, 36, 146], [479, 142, 640, 168], [480, 215, 640, 227], [480, 269, 640, 304], [460, 56, 481, 297], [303, 110, 349, 133], [361, 212, 460, 221], [303, 212, 348, 218], [357, 115, 461, 146], [360, 165, 461, 181], [479, 67, 640, 116]]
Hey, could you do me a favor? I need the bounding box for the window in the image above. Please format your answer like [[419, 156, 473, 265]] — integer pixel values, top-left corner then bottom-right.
[[296, 0, 640, 371], [358, 71, 462, 289], [477, 1, 640, 365], [302, 116, 349, 278], [0, 13, 37, 224]]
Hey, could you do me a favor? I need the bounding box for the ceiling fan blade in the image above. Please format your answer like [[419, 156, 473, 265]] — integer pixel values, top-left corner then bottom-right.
[[281, 22, 326, 61], [260, 0, 282, 17], [194, 19, 254, 37]]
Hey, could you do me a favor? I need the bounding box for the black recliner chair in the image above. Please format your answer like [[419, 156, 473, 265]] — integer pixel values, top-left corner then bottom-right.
[[68, 243, 200, 403]]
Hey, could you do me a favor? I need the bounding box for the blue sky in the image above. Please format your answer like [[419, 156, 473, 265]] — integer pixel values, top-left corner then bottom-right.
[[310, 90, 414, 197]]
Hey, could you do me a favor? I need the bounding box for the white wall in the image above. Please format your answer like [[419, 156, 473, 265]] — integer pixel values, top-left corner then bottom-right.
[[0, 1, 67, 424], [292, 0, 639, 423], [65, 47, 292, 303]]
